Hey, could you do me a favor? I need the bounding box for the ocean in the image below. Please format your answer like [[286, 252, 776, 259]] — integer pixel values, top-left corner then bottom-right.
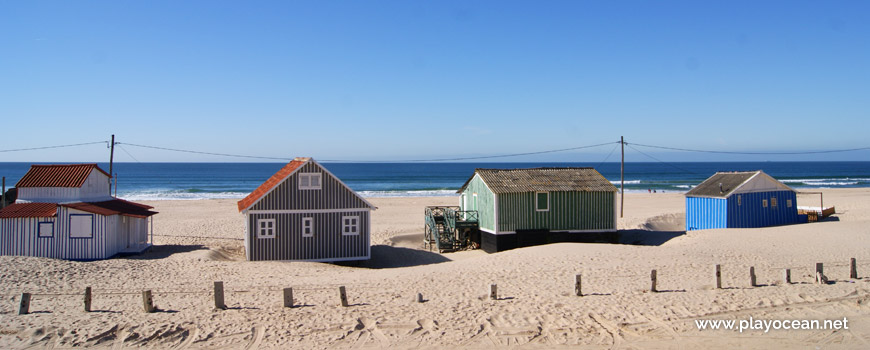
[[1, 162, 869, 200]]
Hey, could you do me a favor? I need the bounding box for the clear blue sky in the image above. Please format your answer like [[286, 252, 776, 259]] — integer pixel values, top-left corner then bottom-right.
[[2, 1, 869, 162]]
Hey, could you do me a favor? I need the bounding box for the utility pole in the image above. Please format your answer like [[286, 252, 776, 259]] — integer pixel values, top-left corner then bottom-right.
[[1, 177, 6, 209], [109, 134, 115, 196], [620, 136, 624, 218]]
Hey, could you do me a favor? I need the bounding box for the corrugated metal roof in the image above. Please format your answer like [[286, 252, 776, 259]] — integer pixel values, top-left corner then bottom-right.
[[0, 202, 58, 218], [237, 158, 309, 212], [61, 199, 157, 218], [16, 164, 111, 188], [458, 167, 618, 194], [685, 171, 759, 198]]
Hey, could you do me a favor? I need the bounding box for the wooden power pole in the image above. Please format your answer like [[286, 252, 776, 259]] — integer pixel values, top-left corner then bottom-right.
[[620, 136, 624, 218], [108, 134, 115, 195]]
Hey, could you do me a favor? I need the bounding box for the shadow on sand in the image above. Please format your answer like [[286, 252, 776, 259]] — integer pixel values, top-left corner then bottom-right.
[[618, 229, 685, 246], [339, 245, 451, 269], [122, 245, 208, 260]]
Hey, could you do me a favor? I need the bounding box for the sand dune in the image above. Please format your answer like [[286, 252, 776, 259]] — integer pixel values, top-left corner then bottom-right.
[[1, 190, 869, 349]]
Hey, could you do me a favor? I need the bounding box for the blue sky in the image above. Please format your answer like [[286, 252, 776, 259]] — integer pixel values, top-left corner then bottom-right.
[[2, 1, 869, 162]]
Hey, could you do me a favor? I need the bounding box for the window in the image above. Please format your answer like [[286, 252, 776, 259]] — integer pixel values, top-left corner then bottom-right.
[[536, 192, 549, 212], [257, 219, 276, 239], [762, 199, 768, 208], [70, 214, 93, 238], [38, 222, 54, 238], [342, 216, 359, 236], [787, 199, 793, 208], [302, 217, 314, 237], [737, 195, 742, 206], [771, 197, 778, 208], [299, 173, 322, 190]]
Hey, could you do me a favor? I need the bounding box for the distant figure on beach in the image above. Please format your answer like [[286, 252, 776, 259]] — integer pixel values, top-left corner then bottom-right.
[[653, 190, 657, 193], [648, 189, 651, 193]]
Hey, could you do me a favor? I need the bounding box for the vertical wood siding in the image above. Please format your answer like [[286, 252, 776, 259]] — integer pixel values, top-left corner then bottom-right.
[[458, 175, 495, 232], [18, 171, 111, 202], [686, 191, 799, 231], [243, 161, 373, 261], [727, 190, 799, 228], [247, 211, 370, 261], [0, 208, 113, 260], [496, 191, 616, 233], [249, 162, 371, 211]]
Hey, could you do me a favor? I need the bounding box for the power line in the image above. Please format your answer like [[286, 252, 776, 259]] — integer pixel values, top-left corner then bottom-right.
[[628, 142, 870, 155], [625, 144, 702, 175], [594, 143, 620, 169], [118, 142, 295, 161], [117, 144, 141, 163], [120, 141, 620, 163], [0, 141, 107, 153]]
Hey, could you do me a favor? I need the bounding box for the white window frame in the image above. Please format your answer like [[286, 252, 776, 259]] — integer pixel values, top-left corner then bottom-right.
[[298, 173, 322, 190], [302, 217, 314, 238], [257, 218, 276, 239], [786, 199, 793, 208], [771, 197, 778, 208], [536, 191, 550, 212], [69, 214, 93, 239], [762, 199, 768, 208], [342, 216, 360, 236], [38, 222, 54, 238]]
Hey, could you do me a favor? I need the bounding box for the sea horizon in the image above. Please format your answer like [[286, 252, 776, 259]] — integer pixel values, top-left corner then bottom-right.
[[2, 161, 869, 201]]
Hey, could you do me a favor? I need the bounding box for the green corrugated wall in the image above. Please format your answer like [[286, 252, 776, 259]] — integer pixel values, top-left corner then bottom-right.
[[458, 175, 496, 232], [497, 191, 615, 232]]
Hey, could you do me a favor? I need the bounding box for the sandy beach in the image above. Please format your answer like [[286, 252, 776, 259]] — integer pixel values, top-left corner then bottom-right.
[[1, 189, 869, 349]]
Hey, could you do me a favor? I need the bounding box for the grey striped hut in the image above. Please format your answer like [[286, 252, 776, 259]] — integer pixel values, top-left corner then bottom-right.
[[457, 167, 618, 253], [237, 157, 376, 261]]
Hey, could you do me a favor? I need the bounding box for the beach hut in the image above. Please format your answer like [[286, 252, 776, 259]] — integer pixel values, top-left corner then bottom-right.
[[0, 164, 157, 260], [237, 157, 376, 262], [685, 170, 799, 231], [457, 167, 618, 253]]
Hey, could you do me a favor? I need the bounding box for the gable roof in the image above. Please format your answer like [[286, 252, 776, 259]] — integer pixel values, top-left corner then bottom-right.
[[237, 157, 376, 212], [0, 202, 58, 218], [685, 171, 794, 198], [458, 167, 618, 194], [62, 199, 157, 218], [16, 164, 111, 188]]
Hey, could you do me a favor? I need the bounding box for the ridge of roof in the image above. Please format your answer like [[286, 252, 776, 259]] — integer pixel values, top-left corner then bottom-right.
[[237, 158, 309, 212], [16, 164, 111, 188]]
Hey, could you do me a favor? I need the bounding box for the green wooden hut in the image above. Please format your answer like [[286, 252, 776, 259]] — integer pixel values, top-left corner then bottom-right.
[[457, 167, 618, 253]]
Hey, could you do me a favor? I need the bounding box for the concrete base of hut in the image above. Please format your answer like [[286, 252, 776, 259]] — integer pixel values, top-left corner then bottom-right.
[[480, 230, 618, 253]]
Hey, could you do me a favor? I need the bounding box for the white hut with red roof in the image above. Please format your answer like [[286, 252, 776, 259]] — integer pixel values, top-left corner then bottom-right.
[[0, 164, 157, 260], [237, 157, 375, 261]]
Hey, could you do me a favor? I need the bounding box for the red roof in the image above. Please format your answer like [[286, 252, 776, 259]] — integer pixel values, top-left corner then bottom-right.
[[0, 203, 58, 218], [16, 164, 111, 188], [62, 199, 157, 218], [237, 158, 309, 212]]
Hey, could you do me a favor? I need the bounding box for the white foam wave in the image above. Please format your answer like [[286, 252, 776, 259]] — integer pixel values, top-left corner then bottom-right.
[[781, 178, 870, 185], [118, 191, 249, 201], [358, 190, 459, 198], [674, 185, 692, 189], [610, 180, 642, 185]]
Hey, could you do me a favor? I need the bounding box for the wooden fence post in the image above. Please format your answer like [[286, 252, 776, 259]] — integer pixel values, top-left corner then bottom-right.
[[575, 274, 582, 296], [816, 263, 827, 284], [416, 293, 424, 303], [715, 265, 722, 289], [214, 281, 226, 310], [339, 286, 349, 307], [283, 288, 294, 308], [142, 290, 155, 313], [650, 270, 657, 293], [783, 269, 791, 285], [18, 293, 31, 315], [749, 267, 757, 287], [490, 284, 498, 300], [851, 258, 858, 279], [84, 287, 92, 312]]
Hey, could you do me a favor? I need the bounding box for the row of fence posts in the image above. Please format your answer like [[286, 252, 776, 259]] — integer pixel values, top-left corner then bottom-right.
[[16, 259, 862, 314]]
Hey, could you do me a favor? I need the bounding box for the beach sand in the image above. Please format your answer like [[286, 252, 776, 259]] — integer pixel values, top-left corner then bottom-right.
[[1, 189, 869, 349]]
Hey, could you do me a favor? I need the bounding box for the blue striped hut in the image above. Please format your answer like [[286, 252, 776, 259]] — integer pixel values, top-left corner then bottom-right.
[[685, 171, 799, 231], [237, 157, 376, 262]]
